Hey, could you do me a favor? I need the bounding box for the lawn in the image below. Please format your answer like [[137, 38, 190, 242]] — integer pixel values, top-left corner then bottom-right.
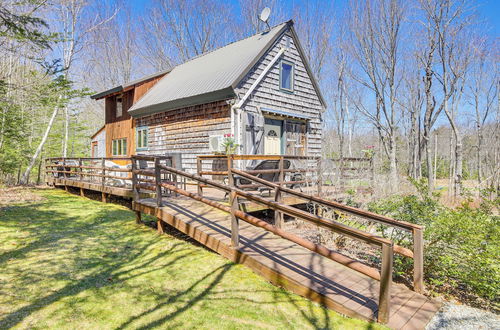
[[0, 187, 380, 329]]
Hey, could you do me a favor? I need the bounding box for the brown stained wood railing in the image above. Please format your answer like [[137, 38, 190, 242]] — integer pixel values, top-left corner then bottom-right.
[[45, 157, 133, 187], [130, 156, 396, 323], [230, 167, 424, 294]]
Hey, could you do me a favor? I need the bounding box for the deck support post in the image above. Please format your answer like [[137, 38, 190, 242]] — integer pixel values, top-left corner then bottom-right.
[[101, 192, 107, 203], [378, 243, 393, 324], [154, 157, 162, 207], [135, 211, 142, 224], [80, 187, 85, 197], [197, 157, 203, 197], [413, 227, 424, 293], [157, 218, 165, 234], [228, 156, 239, 248], [64, 185, 68, 192]]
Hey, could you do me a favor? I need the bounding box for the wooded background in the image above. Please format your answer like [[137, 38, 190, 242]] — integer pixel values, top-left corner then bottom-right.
[[0, 0, 498, 198]]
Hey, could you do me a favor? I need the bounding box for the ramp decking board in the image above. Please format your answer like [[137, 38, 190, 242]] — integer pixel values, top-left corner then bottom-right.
[[47, 177, 441, 329]]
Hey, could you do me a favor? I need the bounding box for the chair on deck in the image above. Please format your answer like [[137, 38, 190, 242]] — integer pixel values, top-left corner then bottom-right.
[[232, 159, 303, 195]]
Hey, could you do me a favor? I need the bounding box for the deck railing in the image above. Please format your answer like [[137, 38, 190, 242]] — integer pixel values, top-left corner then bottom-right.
[[46, 155, 425, 324], [129, 154, 427, 324], [196, 154, 322, 195]]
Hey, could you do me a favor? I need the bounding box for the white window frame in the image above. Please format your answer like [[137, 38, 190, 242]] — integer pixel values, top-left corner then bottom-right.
[[279, 60, 294, 93]]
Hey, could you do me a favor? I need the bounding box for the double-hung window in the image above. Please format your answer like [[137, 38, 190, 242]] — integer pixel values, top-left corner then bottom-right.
[[136, 126, 148, 150], [112, 138, 127, 156], [280, 60, 294, 92]]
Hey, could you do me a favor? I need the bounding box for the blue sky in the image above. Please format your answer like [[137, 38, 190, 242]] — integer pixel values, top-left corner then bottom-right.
[[128, 0, 500, 36]]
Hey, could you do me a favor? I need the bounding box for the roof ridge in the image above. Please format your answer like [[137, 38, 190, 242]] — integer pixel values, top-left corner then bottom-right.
[[171, 20, 291, 69]]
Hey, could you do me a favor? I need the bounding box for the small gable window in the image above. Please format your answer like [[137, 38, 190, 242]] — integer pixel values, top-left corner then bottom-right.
[[136, 126, 148, 150], [116, 97, 123, 118], [280, 60, 294, 92]]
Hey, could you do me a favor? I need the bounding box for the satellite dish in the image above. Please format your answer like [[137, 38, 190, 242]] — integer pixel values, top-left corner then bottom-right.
[[259, 7, 271, 31], [259, 7, 271, 23]]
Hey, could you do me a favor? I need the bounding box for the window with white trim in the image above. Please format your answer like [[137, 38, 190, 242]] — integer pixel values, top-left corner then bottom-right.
[[112, 138, 127, 156], [136, 126, 148, 150], [280, 60, 294, 92]]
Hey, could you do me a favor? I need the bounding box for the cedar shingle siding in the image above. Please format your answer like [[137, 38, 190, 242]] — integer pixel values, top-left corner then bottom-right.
[[236, 30, 323, 157], [136, 100, 231, 172]]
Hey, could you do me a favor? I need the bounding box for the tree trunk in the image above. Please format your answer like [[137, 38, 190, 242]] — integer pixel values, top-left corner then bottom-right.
[[426, 136, 434, 194], [454, 138, 463, 196], [20, 100, 61, 185], [63, 105, 69, 157], [389, 134, 398, 189]]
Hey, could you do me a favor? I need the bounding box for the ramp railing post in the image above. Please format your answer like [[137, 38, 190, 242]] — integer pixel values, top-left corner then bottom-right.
[[197, 157, 203, 196], [378, 242, 393, 324], [316, 157, 322, 197], [155, 157, 162, 207], [274, 156, 284, 228], [413, 227, 424, 293], [227, 155, 239, 248]]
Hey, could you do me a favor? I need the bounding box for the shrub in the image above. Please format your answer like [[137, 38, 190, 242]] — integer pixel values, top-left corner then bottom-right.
[[368, 181, 500, 305]]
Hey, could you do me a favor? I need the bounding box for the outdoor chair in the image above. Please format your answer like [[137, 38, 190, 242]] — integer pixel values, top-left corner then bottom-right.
[[230, 159, 304, 196]]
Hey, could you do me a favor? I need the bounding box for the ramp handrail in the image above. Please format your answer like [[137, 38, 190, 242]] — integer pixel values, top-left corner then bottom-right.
[[131, 155, 396, 323]]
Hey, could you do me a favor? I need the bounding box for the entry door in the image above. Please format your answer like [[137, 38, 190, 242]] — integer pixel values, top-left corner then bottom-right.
[[264, 118, 283, 155], [91, 141, 98, 157]]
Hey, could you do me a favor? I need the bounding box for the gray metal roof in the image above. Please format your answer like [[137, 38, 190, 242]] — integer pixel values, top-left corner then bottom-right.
[[128, 22, 290, 117]]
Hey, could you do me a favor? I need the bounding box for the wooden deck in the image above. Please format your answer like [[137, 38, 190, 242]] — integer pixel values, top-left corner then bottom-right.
[[135, 196, 440, 329], [45, 156, 442, 329]]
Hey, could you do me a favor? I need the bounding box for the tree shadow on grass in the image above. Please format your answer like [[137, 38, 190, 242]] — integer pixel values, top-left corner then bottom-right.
[[0, 196, 196, 329]]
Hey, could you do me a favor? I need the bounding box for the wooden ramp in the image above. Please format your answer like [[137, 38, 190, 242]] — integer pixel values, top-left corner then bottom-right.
[[45, 156, 442, 328], [135, 196, 441, 329]]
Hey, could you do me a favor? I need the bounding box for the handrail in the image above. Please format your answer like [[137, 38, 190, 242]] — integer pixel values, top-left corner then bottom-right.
[[147, 161, 393, 323], [158, 164, 391, 246], [131, 155, 398, 323], [231, 168, 424, 293], [231, 169, 421, 232]]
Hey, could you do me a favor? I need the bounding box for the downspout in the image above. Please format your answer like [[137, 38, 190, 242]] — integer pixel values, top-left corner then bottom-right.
[[231, 47, 287, 154]]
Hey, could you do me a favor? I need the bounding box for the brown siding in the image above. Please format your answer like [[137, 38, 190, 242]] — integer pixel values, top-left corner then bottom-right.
[[103, 74, 166, 158], [136, 100, 231, 172], [105, 93, 134, 157]]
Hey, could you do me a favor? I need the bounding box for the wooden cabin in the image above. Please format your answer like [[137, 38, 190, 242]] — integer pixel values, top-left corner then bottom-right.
[[90, 20, 325, 171]]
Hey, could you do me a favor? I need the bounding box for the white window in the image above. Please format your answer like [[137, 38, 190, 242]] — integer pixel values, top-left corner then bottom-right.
[[136, 127, 148, 150], [116, 97, 123, 118], [112, 138, 127, 156], [280, 60, 294, 92]]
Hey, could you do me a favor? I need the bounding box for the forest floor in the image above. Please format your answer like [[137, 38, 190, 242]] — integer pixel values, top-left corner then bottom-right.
[[0, 187, 382, 329]]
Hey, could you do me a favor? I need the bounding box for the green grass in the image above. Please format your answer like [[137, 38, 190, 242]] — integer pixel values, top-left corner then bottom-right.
[[0, 188, 381, 329]]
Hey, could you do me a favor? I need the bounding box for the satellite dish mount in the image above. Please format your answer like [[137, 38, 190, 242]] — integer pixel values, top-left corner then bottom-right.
[[259, 7, 271, 31]]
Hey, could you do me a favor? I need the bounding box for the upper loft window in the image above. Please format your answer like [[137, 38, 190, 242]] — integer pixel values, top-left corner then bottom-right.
[[116, 96, 123, 118], [280, 60, 294, 92]]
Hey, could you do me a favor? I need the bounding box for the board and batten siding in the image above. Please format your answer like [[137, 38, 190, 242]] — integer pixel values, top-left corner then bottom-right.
[[135, 100, 231, 172], [235, 30, 324, 157]]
